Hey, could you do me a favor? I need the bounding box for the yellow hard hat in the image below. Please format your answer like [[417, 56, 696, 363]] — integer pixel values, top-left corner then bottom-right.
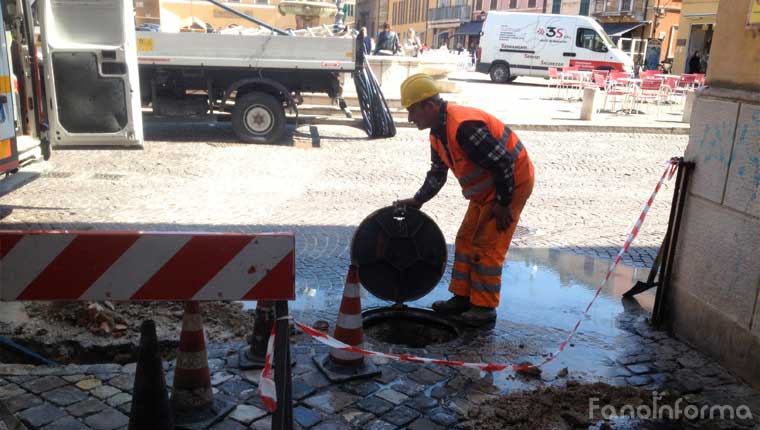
[[400, 73, 440, 109]]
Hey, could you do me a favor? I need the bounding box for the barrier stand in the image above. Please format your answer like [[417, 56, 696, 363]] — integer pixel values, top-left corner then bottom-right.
[[272, 301, 293, 430]]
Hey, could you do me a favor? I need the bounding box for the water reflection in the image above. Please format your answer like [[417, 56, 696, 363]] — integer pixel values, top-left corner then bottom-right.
[[244, 248, 655, 338]]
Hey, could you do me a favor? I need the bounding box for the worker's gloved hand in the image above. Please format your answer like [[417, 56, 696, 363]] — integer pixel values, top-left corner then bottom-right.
[[394, 198, 422, 210], [491, 203, 514, 232]]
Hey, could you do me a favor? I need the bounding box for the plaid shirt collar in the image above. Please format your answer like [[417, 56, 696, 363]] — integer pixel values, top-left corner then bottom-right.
[[431, 101, 448, 141]]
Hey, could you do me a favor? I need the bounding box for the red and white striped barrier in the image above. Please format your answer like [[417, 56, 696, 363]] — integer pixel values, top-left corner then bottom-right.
[[258, 324, 277, 412], [259, 159, 680, 410], [0, 231, 295, 301]]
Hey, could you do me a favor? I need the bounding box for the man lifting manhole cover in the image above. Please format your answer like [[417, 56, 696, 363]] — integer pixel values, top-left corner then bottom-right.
[[395, 73, 535, 327]]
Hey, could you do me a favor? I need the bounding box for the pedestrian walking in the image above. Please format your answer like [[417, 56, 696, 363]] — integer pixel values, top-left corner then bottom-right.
[[395, 74, 535, 326]]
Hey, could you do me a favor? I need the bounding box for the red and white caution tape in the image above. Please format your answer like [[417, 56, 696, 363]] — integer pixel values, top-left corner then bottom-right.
[[257, 324, 277, 412], [259, 159, 680, 411]]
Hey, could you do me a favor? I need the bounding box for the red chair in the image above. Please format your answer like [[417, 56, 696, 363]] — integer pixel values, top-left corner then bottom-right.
[[693, 73, 706, 87], [561, 66, 582, 98], [632, 78, 665, 114], [602, 75, 634, 112], [661, 76, 681, 104], [548, 67, 565, 97], [679, 74, 697, 90]]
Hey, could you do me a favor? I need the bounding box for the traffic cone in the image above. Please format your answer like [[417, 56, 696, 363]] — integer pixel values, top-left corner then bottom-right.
[[171, 302, 234, 430], [238, 300, 274, 369], [314, 265, 380, 382], [128, 320, 173, 430]]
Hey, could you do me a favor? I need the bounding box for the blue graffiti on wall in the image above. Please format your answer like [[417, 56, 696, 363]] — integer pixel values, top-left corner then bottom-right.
[[733, 108, 760, 202]]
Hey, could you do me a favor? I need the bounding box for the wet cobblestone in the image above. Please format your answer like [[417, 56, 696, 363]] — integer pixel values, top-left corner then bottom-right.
[[2, 128, 759, 429]]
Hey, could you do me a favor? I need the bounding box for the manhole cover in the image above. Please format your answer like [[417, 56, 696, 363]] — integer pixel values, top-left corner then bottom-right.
[[363, 307, 460, 348]]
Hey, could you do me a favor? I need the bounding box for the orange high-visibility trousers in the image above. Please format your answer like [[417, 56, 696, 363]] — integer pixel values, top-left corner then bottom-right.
[[449, 177, 534, 308]]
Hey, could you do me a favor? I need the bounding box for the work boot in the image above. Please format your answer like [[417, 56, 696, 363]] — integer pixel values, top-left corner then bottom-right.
[[459, 306, 497, 327], [431, 295, 471, 314]]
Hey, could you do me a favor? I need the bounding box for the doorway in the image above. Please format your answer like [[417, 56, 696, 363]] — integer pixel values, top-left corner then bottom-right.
[[685, 23, 713, 73]]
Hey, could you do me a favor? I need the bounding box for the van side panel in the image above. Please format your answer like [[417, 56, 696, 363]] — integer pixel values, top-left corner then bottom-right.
[[477, 13, 537, 77], [533, 15, 577, 78]]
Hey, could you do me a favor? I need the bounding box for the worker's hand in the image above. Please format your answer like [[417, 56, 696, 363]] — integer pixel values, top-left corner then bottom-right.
[[395, 198, 423, 210], [491, 203, 514, 232]]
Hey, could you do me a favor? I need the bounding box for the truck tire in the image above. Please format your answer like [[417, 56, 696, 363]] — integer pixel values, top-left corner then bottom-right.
[[489, 63, 510, 83], [232, 92, 286, 144]]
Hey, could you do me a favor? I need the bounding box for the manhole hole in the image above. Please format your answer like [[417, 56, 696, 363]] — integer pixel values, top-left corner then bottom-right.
[[363, 307, 460, 348], [42, 171, 74, 179]]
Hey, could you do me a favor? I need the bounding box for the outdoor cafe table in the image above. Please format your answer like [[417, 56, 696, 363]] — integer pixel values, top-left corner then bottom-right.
[[562, 70, 594, 99]]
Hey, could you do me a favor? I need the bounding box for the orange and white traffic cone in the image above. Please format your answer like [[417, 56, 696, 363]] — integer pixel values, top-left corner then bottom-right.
[[171, 302, 234, 430], [314, 265, 380, 382]]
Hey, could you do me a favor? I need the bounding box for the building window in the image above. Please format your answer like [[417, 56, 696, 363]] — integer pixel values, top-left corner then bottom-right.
[[620, 0, 632, 12], [475, 0, 482, 10], [528, 0, 536, 7], [491, 0, 498, 9], [509, 0, 517, 8], [579, 0, 589, 15], [551, 0, 560, 13]]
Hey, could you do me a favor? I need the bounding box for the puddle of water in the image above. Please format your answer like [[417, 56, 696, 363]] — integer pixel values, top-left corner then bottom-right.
[[246, 248, 654, 338]]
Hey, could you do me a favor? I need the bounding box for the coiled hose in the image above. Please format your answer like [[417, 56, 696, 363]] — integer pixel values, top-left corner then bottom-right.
[[354, 36, 396, 138]]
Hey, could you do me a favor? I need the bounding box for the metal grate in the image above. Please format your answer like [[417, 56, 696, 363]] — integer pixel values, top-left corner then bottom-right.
[[513, 225, 531, 238], [91, 173, 125, 180], [42, 172, 74, 179]]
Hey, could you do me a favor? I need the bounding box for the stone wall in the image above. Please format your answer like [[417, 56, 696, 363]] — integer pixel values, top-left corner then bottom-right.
[[668, 89, 760, 388]]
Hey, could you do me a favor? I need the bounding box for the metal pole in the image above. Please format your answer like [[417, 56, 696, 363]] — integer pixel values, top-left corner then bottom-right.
[[272, 301, 293, 430], [204, 0, 290, 35]]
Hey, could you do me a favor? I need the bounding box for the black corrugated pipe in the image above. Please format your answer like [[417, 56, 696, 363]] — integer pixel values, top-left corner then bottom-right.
[[205, 0, 291, 35]]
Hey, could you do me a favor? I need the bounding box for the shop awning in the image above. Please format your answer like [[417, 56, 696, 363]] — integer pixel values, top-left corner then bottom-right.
[[456, 21, 483, 35], [601, 21, 647, 37]]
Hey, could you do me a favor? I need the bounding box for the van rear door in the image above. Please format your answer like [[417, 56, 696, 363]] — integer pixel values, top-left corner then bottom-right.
[[533, 15, 576, 76], [40, 0, 143, 148]]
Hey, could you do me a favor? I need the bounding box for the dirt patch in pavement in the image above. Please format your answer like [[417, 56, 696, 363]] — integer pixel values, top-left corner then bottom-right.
[[460, 382, 680, 430], [0, 301, 254, 363]]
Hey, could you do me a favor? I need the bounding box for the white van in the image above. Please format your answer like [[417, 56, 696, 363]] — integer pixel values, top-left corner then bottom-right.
[[476, 12, 633, 83]]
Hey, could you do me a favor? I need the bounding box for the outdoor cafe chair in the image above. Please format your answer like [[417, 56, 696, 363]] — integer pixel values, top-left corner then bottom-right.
[[602, 75, 635, 113], [632, 78, 666, 116], [548, 67, 566, 98]]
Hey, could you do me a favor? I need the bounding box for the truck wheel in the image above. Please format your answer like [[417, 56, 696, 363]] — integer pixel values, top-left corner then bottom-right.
[[232, 92, 286, 144], [489, 63, 510, 83]]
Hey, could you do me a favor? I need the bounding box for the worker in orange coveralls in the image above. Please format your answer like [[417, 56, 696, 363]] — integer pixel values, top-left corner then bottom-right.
[[396, 73, 535, 326]]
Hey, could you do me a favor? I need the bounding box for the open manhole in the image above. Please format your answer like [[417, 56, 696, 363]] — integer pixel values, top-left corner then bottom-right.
[[353, 205, 463, 347], [363, 307, 460, 348]]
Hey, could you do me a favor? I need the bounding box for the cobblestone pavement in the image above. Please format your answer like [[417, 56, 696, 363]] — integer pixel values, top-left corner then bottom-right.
[[1, 123, 759, 429]]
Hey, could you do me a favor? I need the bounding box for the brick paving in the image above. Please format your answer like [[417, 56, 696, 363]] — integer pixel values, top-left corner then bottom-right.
[[1, 124, 759, 429]]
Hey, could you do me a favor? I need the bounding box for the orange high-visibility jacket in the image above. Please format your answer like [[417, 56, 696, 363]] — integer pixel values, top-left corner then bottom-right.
[[430, 104, 534, 203]]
